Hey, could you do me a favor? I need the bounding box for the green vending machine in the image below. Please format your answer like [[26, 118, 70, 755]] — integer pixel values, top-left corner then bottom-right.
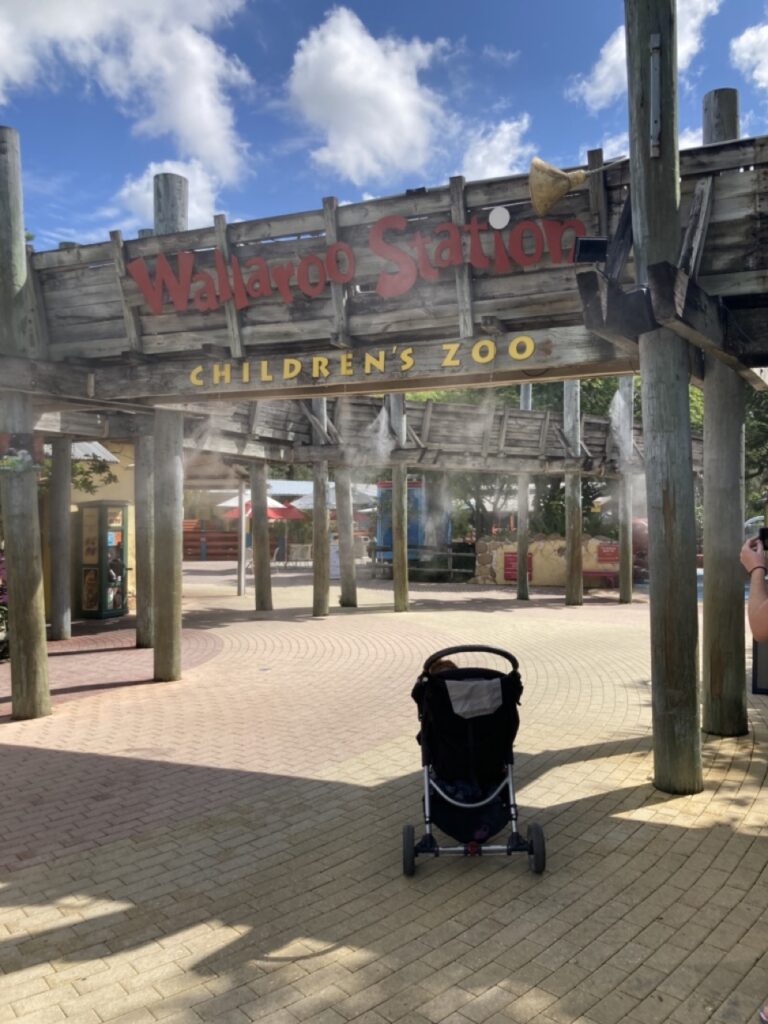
[[78, 501, 129, 618]]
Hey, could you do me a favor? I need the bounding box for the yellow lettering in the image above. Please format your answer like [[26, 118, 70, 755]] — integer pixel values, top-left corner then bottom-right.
[[364, 350, 386, 374], [283, 357, 302, 380], [212, 362, 231, 385], [260, 360, 273, 382], [441, 342, 461, 367], [189, 365, 204, 387], [399, 347, 414, 371], [339, 351, 353, 376], [240, 361, 250, 383], [471, 338, 496, 364], [312, 355, 330, 378], [508, 335, 535, 361]]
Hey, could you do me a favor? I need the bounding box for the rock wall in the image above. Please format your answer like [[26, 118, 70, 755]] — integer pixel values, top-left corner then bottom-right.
[[470, 535, 620, 587]]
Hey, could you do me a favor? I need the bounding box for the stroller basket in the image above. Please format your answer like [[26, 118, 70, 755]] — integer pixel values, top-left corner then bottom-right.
[[402, 644, 545, 876]]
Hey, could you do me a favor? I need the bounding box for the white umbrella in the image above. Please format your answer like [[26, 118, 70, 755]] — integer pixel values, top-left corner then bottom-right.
[[291, 484, 377, 511], [217, 493, 288, 510]]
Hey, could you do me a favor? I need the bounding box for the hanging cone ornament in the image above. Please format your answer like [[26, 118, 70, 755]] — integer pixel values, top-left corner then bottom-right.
[[528, 157, 588, 216]]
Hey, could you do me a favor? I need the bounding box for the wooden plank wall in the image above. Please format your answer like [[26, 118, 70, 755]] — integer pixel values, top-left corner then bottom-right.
[[29, 138, 768, 364]]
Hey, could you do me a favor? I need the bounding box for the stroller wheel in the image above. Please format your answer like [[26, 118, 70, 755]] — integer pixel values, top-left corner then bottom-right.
[[402, 824, 416, 877], [527, 823, 546, 874]]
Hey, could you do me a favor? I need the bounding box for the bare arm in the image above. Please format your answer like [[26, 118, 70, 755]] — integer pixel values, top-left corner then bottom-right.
[[741, 538, 768, 641]]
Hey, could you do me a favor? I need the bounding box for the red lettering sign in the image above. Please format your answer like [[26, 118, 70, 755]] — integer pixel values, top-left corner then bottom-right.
[[127, 214, 587, 315]]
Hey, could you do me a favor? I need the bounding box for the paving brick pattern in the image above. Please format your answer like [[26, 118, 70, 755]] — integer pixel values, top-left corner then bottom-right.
[[0, 565, 765, 1024]]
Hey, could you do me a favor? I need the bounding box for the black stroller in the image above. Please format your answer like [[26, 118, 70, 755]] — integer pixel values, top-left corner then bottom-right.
[[403, 644, 545, 875]]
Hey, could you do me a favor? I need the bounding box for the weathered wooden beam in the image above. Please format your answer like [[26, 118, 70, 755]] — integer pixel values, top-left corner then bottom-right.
[[678, 177, 713, 280], [247, 401, 259, 437], [421, 399, 434, 443], [497, 408, 510, 454], [213, 214, 244, 359], [92, 328, 636, 402], [334, 464, 357, 607], [604, 193, 633, 282], [406, 424, 426, 449], [646, 260, 768, 389], [311, 398, 330, 617], [626, 0, 702, 795], [49, 437, 72, 640], [389, 393, 409, 613], [294, 444, 616, 476], [250, 461, 273, 612], [152, 172, 186, 683], [110, 230, 143, 354], [449, 175, 475, 338], [322, 197, 350, 348], [300, 400, 332, 444], [25, 247, 49, 358], [577, 269, 655, 350], [564, 380, 583, 606], [134, 434, 154, 649], [701, 87, 748, 739], [0, 355, 92, 399], [481, 400, 495, 459]]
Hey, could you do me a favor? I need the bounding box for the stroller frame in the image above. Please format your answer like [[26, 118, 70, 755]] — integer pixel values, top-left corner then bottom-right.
[[403, 644, 545, 875]]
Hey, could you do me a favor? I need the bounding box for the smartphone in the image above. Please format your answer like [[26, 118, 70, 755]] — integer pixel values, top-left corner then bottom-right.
[[759, 527, 768, 550]]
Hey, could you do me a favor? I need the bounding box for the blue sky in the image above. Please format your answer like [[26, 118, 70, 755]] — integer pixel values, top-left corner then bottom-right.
[[2, 0, 768, 250]]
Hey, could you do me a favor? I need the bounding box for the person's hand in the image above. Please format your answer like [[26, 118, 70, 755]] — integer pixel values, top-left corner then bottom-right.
[[740, 536, 766, 575]]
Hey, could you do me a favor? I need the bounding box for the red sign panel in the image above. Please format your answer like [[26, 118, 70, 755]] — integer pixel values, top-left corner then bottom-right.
[[597, 542, 620, 563], [504, 551, 532, 581]]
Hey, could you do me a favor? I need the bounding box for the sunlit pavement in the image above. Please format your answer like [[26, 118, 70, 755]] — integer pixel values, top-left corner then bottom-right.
[[0, 563, 765, 1024]]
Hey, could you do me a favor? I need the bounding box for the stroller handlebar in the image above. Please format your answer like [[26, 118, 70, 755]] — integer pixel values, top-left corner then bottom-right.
[[422, 645, 519, 674]]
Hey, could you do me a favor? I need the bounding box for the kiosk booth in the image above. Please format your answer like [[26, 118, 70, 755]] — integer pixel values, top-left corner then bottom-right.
[[77, 501, 129, 619]]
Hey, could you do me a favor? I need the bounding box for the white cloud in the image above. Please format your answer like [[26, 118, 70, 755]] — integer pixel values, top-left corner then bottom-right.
[[567, 0, 722, 113], [0, 0, 251, 184], [566, 26, 626, 114], [677, 0, 722, 70], [731, 20, 768, 90], [679, 126, 703, 148], [482, 45, 520, 67], [288, 7, 447, 185], [578, 131, 629, 165], [461, 116, 535, 180]]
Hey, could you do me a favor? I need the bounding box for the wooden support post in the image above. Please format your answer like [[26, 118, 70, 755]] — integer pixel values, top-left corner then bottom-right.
[[334, 464, 357, 607], [618, 376, 635, 604], [152, 172, 187, 681], [312, 398, 330, 617], [625, 0, 702, 793], [237, 478, 247, 597], [49, 436, 72, 640], [153, 409, 183, 681], [0, 126, 50, 718], [250, 462, 273, 612], [701, 88, 748, 737], [0, 396, 51, 719], [564, 380, 583, 605], [389, 394, 409, 612], [134, 434, 154, 649], [517, 384, 532, 600], [154, 173, 188, 234]]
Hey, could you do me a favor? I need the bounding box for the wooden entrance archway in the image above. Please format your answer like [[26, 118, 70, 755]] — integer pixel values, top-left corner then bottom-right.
[[2, 9, 767, 793]]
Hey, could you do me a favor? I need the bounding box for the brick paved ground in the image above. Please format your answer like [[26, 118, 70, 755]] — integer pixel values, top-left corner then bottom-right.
[[0, 564, 765, 1024]]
